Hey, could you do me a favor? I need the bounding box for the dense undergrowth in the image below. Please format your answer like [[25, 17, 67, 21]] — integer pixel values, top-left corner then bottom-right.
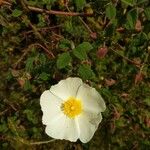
[[0, 0, 150, 149]]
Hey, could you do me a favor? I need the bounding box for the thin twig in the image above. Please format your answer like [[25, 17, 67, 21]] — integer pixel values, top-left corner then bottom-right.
[[65, 5, 93, 34], [139, 49, 149, 72], [1, 1, 12, 6], [1, 1, 92, 16], [22, 16, 55, 58], [28, 6, 92, 16], [3, 135, 56, 146], [27, 21, 47, 44], [8, 118, 56, 145], [26, 20, 55, 58], [13, 136, 57, 145], [29, 139, 56, 145], [32, 43, 55, 58], [51, 31, 63, 39], [78, 17, 93, 34], [4, 99, 18, 111], [13, 43, 55, 69], [112, 42, 125, 51], [22, 25, 62, 35], [0, 109, 9, 116], [13, 44, 33, 69], [110, 48, 141, 68]]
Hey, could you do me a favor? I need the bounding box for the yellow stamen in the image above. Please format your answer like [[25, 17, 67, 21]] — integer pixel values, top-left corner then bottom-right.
[[61, 97, 82, 118]]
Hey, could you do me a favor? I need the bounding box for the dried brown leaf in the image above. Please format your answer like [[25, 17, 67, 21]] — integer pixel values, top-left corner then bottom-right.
[[135, 20, 142, 32], [97, 47, 108, 58], [145, 117, 150, 128], [17, 78, 25, 88], [135, 72, 143, 84], [90, 32, 97, 39], [105, 78, 116, 86], [121, 93, 129, 98]]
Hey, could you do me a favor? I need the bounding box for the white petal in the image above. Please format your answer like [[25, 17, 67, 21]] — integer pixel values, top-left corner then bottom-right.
[[40, 90, 62, 125], [50, 77, 83, 100], [77, 111, 102, 143], [45, 114, 79, 142], [76, 84, 106, 113]]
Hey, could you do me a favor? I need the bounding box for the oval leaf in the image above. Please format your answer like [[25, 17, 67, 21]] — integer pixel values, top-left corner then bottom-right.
[[57, 52, 72, 69]]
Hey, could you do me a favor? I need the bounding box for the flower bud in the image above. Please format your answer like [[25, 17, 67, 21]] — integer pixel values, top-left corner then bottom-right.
[[97, 46, 108, 58]]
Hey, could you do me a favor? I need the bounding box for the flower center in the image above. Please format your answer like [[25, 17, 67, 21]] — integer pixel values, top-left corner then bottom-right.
[[61, 97, 82, 118]]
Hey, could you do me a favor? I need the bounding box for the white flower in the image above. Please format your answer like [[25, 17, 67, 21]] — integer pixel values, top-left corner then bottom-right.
[[40, 77, 106, 143]]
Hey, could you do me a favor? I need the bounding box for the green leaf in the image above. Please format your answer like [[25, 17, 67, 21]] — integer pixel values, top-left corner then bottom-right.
[[106, 3, 116, 20], [126, 9, 138, 29], [121, 0, 135, 6], [23, 109, 38, 124], [74, 0, 86, 11], [78, 64, 95, 80], [73, 42, 93, 60], [115, 117, 126, 127], [39, 72, 50, 81], [25, 57, 34, 72], [79, 42, 93, 52], [23, 80, 32, 91], [37, 14, 46, 27], [57, 52, 72, 69], [0, 124, 8, 132], [38, 54, 46, 65], [133, 32, 148, 46], [12, 9, 22, 17], [144, 7, 150, 21], [64, 20, 73, 33], [59, 39, 71, 50], [0, 15, 8, 26], [144, 97, 150, 106]]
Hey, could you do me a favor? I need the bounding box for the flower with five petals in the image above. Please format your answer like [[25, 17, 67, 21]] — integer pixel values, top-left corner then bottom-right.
[[40, 77, 106, 143]]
